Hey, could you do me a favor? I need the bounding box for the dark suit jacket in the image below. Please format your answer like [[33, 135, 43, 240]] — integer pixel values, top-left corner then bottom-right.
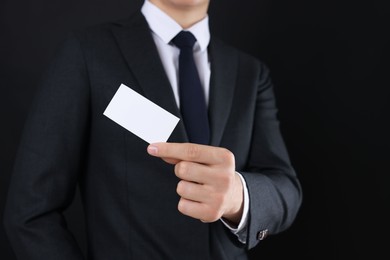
[[3, 11, 302, 260]]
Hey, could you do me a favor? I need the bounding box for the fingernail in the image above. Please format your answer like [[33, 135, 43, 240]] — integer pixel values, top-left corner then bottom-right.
[[147, 145, 158, 155]]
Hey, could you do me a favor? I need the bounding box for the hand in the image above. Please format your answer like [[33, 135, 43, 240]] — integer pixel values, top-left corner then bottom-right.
[[147, 142, 244, 224]]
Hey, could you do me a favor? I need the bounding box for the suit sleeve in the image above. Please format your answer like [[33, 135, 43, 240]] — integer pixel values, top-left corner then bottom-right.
[[3, 33, 89, 259], [241, 62, 303, 249]]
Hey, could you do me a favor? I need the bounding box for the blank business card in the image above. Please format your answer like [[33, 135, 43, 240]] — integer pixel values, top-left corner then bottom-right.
[[103, 84, 180, 144]]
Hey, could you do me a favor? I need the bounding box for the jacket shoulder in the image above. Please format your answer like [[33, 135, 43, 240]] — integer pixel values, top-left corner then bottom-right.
[[66, 11, 147, 44], [210, 37, 271, 81]]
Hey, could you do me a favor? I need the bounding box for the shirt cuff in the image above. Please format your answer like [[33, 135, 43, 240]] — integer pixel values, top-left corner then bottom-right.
[[219, 171, 249, 244]]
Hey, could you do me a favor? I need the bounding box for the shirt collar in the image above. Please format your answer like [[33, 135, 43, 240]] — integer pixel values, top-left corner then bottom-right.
[[141, 0, 210, 51]]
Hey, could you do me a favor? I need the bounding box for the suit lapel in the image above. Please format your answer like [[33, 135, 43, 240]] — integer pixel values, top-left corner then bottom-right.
[[208, 39, 238, 146], [111, 12, 188, 143]]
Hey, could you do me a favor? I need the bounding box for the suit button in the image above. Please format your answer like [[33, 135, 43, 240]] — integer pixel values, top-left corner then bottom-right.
[[257, 229, 268, 240]]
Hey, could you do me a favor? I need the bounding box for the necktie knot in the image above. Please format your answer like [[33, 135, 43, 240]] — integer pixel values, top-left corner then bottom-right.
[[172, 31, 196, 50]]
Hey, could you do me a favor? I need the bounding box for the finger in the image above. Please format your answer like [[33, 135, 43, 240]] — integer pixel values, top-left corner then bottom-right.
[[174, 161, 212, 184], [178, 198, 220, 223], [161, 157, 181, 165], [176, 180, 210, 203], [147, 142, 234, 165]]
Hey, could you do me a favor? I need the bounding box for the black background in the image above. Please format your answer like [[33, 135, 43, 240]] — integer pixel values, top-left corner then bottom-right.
[[1, 0, 389, 259]]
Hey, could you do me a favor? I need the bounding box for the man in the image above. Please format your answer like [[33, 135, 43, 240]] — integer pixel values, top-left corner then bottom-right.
[[3, 0, 302, 259]]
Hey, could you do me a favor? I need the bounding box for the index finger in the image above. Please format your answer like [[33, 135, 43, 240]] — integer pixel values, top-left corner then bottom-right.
[[147, 142, 232, 165]]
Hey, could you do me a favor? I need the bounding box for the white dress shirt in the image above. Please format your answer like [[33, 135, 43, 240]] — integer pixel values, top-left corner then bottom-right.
[[141, 0, 249, 244]]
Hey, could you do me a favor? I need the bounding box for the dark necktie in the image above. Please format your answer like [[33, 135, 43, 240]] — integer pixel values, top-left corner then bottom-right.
[[172, 31, 210, 145]]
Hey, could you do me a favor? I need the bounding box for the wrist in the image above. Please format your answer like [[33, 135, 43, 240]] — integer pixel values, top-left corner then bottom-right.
[[222, 173, 244, 225]]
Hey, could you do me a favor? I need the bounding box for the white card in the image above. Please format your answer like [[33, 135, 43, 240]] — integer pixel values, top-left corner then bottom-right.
[[103, 84, 180, 144]]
